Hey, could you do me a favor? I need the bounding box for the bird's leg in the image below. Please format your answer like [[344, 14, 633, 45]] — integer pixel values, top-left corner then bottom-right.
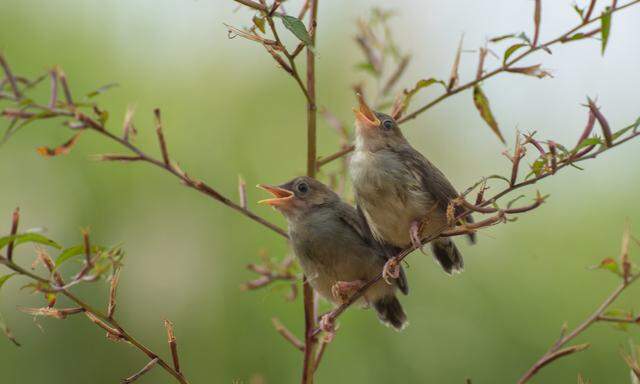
[[331, 280, 366, 303], [319, 313, 336, 342], [382, 257, 400, 285], [410, 220, 423, 249]]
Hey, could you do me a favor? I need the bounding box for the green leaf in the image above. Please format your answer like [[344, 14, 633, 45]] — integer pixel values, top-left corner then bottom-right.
[[472, 85, 505, 144], [86, 83, 118, 98], [55, 244, 105, 268], [612, 118, 640, 140], [601, 7, 612, 55], [590, 257, 621, 276], [485, 174, 511, 184], [516, 32, 532, 45], [503, 43, 527, 64], [400, 78, 447, 110], [0, 233, 62, 251], [573, 4, 585, 19], [0, 273, 17, 291], [252, 16, 266, 34], [489, 33, 516, 43], [278, 15, 312, 46], [562, 32, 587, 43], [575, 137, 602, 151], [354, 62, 378, 76]]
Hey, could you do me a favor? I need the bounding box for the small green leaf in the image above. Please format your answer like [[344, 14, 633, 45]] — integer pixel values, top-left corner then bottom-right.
[[612, 118, 640, 140], [516, 32, 532, 45], [0, 273, 17, 291], [531, 158, 546, 177], [573, 5, 584, 20], [575, 137, 602, 151], [252, 16, 266, 34], [55, 244, 105, 268], [601, 7, 612, 55], [562, 32, 587, 43], [278, 15, 312, 46], [590, 257, 621, 276], [354, 62, 378, 76], [472, 85, 505, 144], [86, 83, 118, 98], [485, 174, 511, 184], [489, 33, 516, 43], [503, 43, 527, 64], [0, 233, 62, 251]]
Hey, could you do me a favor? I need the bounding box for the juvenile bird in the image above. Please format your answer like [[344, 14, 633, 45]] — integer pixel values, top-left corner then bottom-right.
[[258, 176, 409, 330], [349, 94, 475, 276]]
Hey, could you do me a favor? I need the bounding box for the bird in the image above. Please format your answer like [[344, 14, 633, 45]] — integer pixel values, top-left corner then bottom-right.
[[349, 94, 475, 277], [257, 176, 409, 331]]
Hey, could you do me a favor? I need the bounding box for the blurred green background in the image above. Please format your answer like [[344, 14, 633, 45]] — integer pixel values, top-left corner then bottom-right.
[[1, 1, 640, 383]]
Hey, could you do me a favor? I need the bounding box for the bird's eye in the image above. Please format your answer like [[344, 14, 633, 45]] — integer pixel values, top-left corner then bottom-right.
[[297, 182, 309, 194], [382, 120, 394, 130]]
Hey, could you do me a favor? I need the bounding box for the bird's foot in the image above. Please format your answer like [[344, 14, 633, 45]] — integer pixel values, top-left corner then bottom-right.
[[331, 280, 365, 303], [319, 313, 337, 342], [382, 258, 400, 285], [410, 220, 426, 254]]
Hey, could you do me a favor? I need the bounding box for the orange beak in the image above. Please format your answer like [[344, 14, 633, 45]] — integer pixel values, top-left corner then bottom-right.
[[257, 184, 294, 206], [352, 93, 380, 129]]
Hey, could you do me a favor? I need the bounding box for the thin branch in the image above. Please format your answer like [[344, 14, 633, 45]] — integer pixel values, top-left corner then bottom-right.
[[6, 207, 19, 262], [518, 273, 640, 383], [0, 255, 189, 384], [302, 2, 320, 382], [154, 108, 171, 166], [272, 317, 304, 351], [122, 358, 160, 383], [164, 319, 182, 373], [0, 53, 22, 98], [0, 93, 288, 238]]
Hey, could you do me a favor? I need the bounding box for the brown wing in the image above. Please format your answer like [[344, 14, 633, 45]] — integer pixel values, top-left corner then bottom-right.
[[397, 145, 476, 243]]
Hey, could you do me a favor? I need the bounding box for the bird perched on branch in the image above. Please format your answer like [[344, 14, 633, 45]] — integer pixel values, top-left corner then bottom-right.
[[258, 176, 409, 331], [349, 94, 475, 278]]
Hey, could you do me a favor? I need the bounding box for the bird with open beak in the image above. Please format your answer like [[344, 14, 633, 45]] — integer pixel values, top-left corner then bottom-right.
[[349, 94, 475, 278], [258, 176, 409, 331]]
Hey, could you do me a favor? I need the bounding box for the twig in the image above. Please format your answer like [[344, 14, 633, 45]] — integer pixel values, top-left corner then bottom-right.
[[122, 358, 160, 383], [272, 317, 304, 351], [0, 53, 22, 98], [164, 319, 181, 373], [154, 108, 171, 166], [6, 207, 19, 262]]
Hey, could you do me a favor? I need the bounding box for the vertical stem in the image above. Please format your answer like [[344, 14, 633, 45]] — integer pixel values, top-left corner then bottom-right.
[[302, 1, 319, 383]]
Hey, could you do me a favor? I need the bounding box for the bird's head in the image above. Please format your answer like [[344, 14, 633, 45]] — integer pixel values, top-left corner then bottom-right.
[[257, 176, 338, 220], [353, 93, 406, 151]]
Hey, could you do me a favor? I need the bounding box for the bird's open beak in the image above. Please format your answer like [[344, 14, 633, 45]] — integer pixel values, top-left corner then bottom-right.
[[352, 93, 380, 129], [257, 184, 294, 206]]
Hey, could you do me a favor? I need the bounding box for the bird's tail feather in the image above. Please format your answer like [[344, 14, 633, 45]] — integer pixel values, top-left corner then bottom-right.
[[373, 295, 408, 331], [430, 237, 464, 274]]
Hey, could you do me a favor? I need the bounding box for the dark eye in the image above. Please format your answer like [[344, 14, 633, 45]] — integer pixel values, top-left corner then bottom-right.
[[297, 182, 309, 194], [382, 120, 394, 130]]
